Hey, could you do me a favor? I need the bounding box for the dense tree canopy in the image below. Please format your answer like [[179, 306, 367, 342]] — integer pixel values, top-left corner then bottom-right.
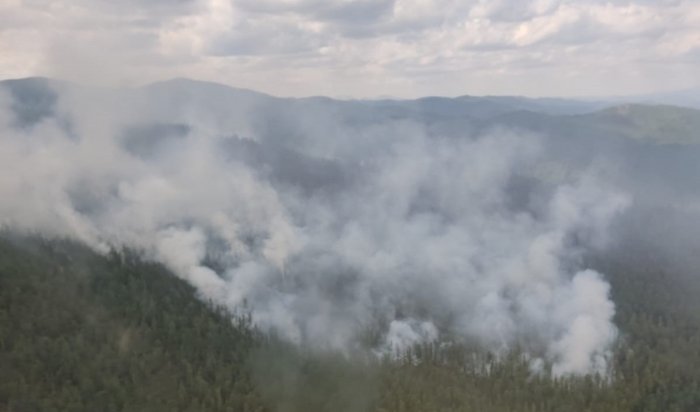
[[1, 235, 699, 411]]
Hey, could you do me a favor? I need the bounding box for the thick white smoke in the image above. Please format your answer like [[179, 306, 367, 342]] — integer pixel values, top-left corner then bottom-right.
[[0, 81, 629, 375]]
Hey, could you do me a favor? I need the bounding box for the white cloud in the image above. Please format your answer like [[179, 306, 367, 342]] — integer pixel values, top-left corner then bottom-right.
[[0, 0, 698, 97]]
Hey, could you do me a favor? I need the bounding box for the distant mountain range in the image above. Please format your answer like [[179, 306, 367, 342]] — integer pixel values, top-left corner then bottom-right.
[[2, 76, 699, 207], [2, 77, 699, 146]]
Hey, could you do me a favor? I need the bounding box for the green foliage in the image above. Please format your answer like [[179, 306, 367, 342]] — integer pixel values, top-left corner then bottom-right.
[[589, 104, 700, 145], [0, 236, 265, 412], [2, 235, 700, 411]]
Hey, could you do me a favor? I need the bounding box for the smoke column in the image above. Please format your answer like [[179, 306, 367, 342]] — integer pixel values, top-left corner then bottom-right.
[[0, 80, 629, 375]]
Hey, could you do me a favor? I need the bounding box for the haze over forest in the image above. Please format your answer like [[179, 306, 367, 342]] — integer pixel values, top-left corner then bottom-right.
[[1, 1, 700, 411]]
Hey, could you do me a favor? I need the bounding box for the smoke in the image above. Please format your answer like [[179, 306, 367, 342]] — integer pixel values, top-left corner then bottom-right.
[[0, 79, 630, 375]]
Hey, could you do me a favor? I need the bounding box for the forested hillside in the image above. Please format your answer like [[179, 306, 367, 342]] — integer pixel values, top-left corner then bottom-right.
[[2, 235, 700, 412]]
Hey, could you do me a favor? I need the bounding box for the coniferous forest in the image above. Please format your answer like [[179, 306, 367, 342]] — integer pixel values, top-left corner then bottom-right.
[[2, 235, 700, 412]]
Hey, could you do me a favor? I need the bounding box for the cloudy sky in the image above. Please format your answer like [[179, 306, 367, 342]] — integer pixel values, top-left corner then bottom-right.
[[1, 0, 699, 98]]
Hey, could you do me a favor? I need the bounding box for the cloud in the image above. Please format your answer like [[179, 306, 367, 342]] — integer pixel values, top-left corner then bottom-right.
[[2, 0, 699, 97], [208, 19, 324, 56], [235, 0, 396, 24]]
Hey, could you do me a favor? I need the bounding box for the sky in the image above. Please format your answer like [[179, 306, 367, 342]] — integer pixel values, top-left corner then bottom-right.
[[0, 0, 699, 98]]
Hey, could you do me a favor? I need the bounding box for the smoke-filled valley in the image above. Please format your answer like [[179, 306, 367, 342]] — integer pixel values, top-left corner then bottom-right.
[[2, 77, 700, 411]]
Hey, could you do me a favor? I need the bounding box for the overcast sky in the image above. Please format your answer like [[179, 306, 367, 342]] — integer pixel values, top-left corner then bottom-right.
[[1, 0, 698, 98]]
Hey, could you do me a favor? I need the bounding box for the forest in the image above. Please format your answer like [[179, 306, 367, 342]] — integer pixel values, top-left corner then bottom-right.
[[2, 234, 700, 412]]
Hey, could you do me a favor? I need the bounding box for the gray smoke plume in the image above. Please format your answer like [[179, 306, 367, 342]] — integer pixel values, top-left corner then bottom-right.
[[0, 79, 630, 375]]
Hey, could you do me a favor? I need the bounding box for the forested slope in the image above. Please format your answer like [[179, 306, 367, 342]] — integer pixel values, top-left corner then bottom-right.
[[0, 236, 264, 411], [2, 236, 700, 412]]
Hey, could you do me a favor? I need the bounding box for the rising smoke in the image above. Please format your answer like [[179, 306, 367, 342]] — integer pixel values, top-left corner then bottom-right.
[[0, 79, 630, 376]]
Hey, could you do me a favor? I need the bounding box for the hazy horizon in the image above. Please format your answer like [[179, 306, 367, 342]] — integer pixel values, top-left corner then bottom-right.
[[2, 75, 700, 103]]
